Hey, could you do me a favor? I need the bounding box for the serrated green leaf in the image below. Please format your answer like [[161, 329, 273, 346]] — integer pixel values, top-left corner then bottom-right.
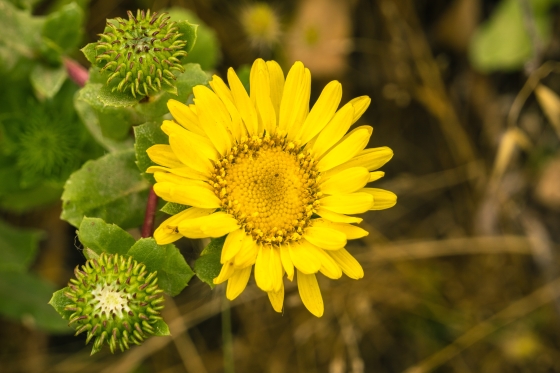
[[41, 2, 83, 54], [152, 318, 171, 336], [161, 202, 189, 215], [80, 43, 97, 65], [0, 220, 43, 272], [0, 270, 71, 333], [134, 63, 209, 121], [175, 20, 197, 54], [61, 149, 150, 229], [194, 236, 225, 289], [30, 64, 67, 99], [134, 122, 169, 184], [48, 287, 74, 320], [127, 238, 194, 296], [77, 217, 135, 256]]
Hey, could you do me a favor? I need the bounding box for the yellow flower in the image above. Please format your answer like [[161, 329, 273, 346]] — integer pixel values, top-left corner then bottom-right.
[[147, 59, 396, 317]]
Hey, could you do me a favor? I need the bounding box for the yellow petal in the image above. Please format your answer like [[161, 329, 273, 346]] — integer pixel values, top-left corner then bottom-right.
[[319, 192, 373, 215], [317, 248, 342, 279], [360, 188, 398, 210], [270, 248, 283, 292], [303, 226, 346, 250], [193, 85, 233, 156], [251, 60, 276, 134], [279, 62, 311, 137], [297, 271, 324, 317], [320, 167, 370, 195], [178, 211, 240, 238], [146, 144, 183, 169], [266, 60, 284, 123], [153, 172, 213, 192], [314, 208, 363, 224], [289, 241, 321, 274], [347, 96, 371, 124], [167, 99, 206, 137], [228, 67, 259, 135], [213, 261, 235, 284], [267, 282, 285, 313], [280, 244, 294, 281], [327, 248, 364, 279], [311, 103, 354, 158], [226, 266, 252, 300], [209, 75, 245, 141], [154, 182, 220, 208], [233, 235, 258, 268], [154, 207, 216, 245], [221, 229, 245, 263], [255, 246, 273, 291], [146, 165, 209, 181], [369, 171, 385, 182], [209, 75, 234, 103], [168, 133, 215, 174], [323, 147, 393, 178], [311, 219, 369, 240], [317, 126, 373, 172], [298, 80, 342, 144]]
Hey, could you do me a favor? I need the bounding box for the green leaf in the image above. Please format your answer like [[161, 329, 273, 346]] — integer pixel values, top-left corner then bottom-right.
[[161, 202, 189, 215], [134, 122, 169, 184], [80, 42, 97, 65], [152, 318, 171, 336], [61, 149, 150, 229], [83, 247, 100, 260], [469, 0, 554, 72], [77, 217, 135, 256], [127, 238, 194, 296], [175, 20, 197, 54], [74, 83, 135, 151], [0, 270, 71, 333], [134, 63, 209, 121], [41, 2, 84, 54], [0, 220, 43, 272], [97, 85, 140, 108], [168, 8, 221, 70], [48, 287, 74, 320], [194, 236, 225, 289], [30, 63, 67, 99]]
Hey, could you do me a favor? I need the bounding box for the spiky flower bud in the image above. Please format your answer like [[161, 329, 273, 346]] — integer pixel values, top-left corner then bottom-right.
[[64, 253, 165, 354], [93, 10, 188, 97]]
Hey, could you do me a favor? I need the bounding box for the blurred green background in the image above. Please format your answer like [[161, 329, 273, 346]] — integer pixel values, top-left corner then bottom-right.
[[2, 0, 560, 372]]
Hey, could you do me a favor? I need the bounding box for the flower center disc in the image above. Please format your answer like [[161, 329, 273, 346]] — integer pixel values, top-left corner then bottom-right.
[[213, 135, 320, 245], [91, 283, 131, 317]]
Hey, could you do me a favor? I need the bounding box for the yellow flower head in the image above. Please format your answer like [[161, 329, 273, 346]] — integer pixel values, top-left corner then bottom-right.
[[147, 59, 396, 317]]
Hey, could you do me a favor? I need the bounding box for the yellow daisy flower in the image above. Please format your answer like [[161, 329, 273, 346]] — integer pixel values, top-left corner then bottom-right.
[[147, 59, 396, 317]]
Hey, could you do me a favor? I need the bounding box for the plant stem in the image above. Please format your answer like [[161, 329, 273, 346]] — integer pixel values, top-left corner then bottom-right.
[[141, 186, 158, 238], [63, 58, 88, 88], [222, 297, 235, 373]]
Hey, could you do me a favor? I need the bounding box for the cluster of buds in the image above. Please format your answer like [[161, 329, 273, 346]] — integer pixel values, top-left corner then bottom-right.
[[64, 253, 165, 354], [93, 10, 189, 97]]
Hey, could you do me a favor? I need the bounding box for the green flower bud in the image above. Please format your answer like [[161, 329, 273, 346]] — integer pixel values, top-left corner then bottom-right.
[[64, 253, 165, 354], [93, 10, 189, 97]]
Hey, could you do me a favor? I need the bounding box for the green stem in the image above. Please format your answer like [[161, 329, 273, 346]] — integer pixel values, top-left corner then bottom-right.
[[222, 297, 235, 373]]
